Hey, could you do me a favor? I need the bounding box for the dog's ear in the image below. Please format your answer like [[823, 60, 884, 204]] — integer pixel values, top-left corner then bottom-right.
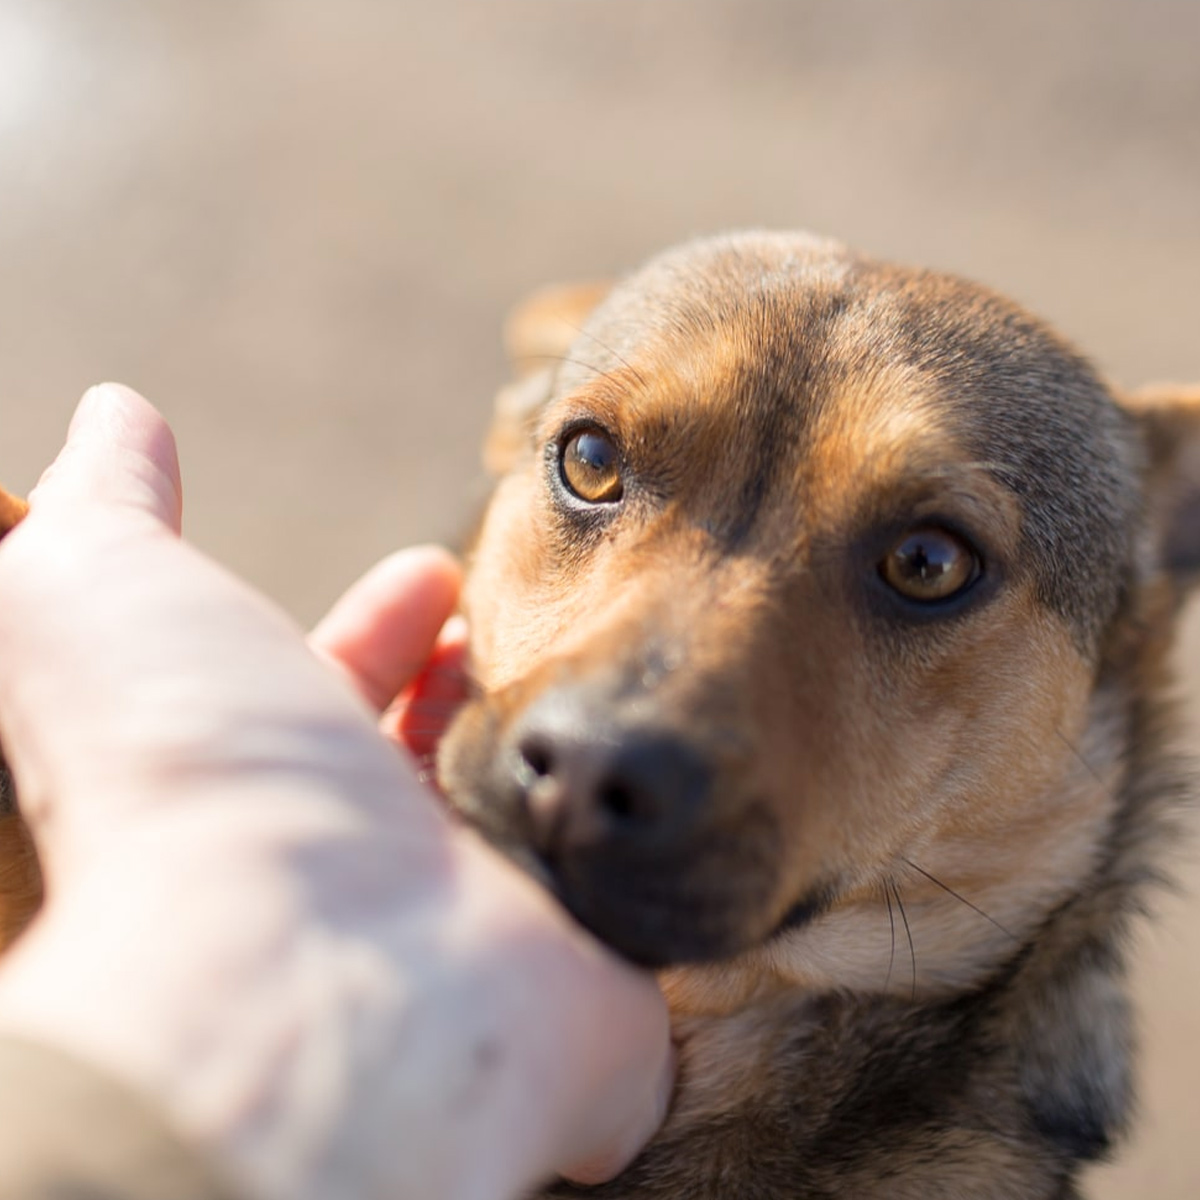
[[485, 281, 610, 476], [1125, 384, 1200, 582], [503, 281, 611, 378], [0, 486, 28, 541]]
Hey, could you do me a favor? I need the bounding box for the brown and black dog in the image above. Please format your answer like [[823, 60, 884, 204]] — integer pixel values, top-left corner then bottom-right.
[[1, 232, 1198, 1197], [438, 233, 1200, 1198]]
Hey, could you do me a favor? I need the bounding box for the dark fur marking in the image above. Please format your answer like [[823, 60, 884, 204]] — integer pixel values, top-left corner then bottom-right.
[[872, 271, 1141, 650], [770, 884, 835, 937]]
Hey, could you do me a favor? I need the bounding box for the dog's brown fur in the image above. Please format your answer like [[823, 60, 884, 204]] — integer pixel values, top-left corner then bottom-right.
[[0, 232, 1197, 1197], [438, 233, 1200, 1198], [0, 492, 41, 953]]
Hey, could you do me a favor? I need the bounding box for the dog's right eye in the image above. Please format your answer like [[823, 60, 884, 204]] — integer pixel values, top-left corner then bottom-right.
[[560, 429, 624, 504], [879, 525, 980, 604]]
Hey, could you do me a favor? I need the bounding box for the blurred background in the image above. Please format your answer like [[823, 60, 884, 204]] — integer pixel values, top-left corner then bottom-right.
[[0, 0, 1196, 1193]]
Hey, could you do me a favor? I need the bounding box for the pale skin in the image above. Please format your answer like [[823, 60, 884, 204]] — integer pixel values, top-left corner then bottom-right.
[[0, 384, 673, 1200]]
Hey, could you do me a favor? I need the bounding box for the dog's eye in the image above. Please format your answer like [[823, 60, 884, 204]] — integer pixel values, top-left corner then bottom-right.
[[560, 429, 623, 504], [880, 527, 979, 603]]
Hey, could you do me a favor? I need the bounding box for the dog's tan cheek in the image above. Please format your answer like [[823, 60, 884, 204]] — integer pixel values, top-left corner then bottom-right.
[[863, 604, 1113, 985], [840, 597, 1108, 905], [691, 596, 1112, 1001], [867, 598, 1097, 854], [465, 472, 668, 695], [463, 474, 576, 692], [925, 604, 1101, 815]]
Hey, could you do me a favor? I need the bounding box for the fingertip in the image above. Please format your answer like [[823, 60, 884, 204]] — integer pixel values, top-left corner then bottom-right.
[[437, 613, 469, 652], [72, 384, 178, 470], [311, 546, 464, 713], [391, 631, 470, 760], [30, 383, 183, 532], [558, 1036, 675, 1186], [375, 545, 463, 598], [71, 382, 155, 432]]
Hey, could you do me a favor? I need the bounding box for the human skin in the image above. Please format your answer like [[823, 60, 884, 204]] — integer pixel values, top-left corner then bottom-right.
[[0, 385, 672, 1200]]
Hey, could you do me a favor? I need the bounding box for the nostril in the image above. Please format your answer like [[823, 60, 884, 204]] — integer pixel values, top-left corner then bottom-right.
[[518, 736, 554, 780], [511, 706, 711, 848], [597, 777, 639, 822]]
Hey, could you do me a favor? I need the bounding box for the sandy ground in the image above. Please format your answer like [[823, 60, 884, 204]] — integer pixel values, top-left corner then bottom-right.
[[0, 1, 1197, 1193]]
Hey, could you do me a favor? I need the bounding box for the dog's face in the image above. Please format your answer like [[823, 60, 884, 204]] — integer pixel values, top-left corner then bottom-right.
[[440, 233, 1200, 1004]]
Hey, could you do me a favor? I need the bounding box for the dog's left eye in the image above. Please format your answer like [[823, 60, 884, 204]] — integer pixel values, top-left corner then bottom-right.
[[560, 429, 624, 504], [879, 526, 980, 603]]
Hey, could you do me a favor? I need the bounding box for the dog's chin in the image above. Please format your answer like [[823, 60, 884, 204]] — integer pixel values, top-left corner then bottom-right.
[[560, 876, 834, 968], [551, 880, 760, 969], [465, 830, 800, 969]]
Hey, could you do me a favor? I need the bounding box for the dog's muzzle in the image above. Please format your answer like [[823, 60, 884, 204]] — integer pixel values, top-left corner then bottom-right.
[[453, 682, 786, 968]]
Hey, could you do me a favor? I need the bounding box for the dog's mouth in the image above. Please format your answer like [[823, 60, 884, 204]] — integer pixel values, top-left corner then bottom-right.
[[481, 839, 794, 970], [481, 829, 829, 970], [515, 814, 792, 969]]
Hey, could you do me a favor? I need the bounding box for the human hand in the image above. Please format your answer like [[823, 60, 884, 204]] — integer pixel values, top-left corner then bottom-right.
[[0, 385, 672, 1200]]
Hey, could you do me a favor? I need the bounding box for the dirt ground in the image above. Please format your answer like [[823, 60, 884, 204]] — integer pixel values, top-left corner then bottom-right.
[[0, 1, 1197, 1193]]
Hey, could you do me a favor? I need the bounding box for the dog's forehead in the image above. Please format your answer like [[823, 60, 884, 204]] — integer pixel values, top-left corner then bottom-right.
[[557, 233, 1143, 647]]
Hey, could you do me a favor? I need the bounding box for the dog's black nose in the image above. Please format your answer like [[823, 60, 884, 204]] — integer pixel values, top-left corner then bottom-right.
[[511, 693, 709, 853]]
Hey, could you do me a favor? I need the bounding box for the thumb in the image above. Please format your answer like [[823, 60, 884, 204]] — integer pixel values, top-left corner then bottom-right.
[[557, 1038, 675, 1186], [25, 383, 182, 534]]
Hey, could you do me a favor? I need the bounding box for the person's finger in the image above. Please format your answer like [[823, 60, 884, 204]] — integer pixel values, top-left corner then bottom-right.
[[310, 547, 462, 712], [25, 383, 182, 534], [557, 1040, 676, 1185], [385, 615, 470, 762]]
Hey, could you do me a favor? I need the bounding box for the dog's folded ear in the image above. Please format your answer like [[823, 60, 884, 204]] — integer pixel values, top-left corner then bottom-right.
[[485, 281, 610, 476], [503, 281, 611, 379], [1126, 384, 1200, 582], [0, 486, 28, 541]]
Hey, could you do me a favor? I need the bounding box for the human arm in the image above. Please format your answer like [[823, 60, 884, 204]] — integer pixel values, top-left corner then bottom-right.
[[0, 385, 672, 1200]]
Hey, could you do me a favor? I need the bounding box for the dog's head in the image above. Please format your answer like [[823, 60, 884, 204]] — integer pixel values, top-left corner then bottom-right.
[[440, 233, 1200, 1002]]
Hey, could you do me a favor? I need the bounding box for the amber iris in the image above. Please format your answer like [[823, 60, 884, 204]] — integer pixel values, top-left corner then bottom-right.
[[880, 526, 978, 602], [560, 429, 623, 503]]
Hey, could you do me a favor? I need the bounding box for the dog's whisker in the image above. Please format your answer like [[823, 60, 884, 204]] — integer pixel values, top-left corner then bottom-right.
[[1054, 727, 1105, 785], [900, 857, 1021, 944], [555, 318, 650, 390], [883, 878, 897, 994], [889, 879, 918, 1003], [512, 351, 620, 385]]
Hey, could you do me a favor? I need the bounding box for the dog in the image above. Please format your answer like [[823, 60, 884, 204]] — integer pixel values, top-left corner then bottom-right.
[[436, 232, 1200, 1198], [1, 232, 1197, 1197]]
